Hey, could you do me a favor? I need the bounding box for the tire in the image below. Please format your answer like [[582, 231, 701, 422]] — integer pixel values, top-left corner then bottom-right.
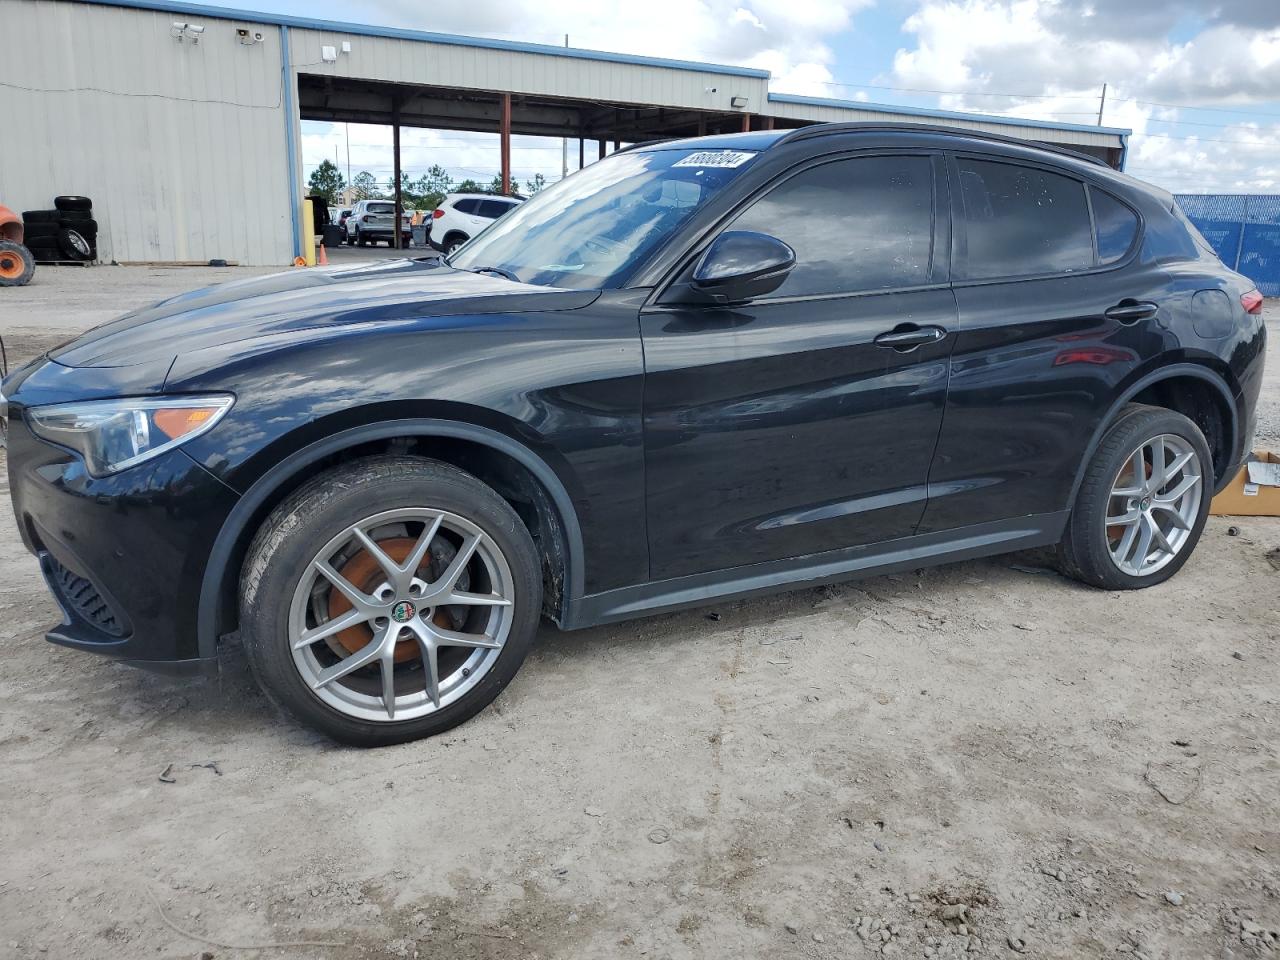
[[59, 212, 96, 227], [21, 210, 61, 224], [240, 455, 542, 747], [1057, 403, 1212, 590], [356, 228, 367, 247], [54, 195, 93, 212], [57, 227, 93, 261], [443, 233, 467, 256], [21, 222, 58, 239], [0, 241, 35, 286]]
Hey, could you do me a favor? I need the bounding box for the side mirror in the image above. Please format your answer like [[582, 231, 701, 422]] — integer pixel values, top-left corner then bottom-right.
[[690, 231, 796, 304]]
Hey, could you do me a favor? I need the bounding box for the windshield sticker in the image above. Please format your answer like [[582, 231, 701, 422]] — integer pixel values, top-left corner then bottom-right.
[[673, 151, 757, 169]]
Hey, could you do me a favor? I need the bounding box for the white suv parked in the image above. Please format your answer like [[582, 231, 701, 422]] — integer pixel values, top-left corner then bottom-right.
[[345, 199, 412, 247], [429, 193, 523, 255]]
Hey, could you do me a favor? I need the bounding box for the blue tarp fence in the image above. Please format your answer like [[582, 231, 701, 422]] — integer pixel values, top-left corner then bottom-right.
[[1175, 194, 1280, 297]]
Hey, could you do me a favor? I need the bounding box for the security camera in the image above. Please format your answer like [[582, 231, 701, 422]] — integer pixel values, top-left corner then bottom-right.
[[255, 31, 264, 42], [185, 23, 205, 43], [237, 28, 264, 44]]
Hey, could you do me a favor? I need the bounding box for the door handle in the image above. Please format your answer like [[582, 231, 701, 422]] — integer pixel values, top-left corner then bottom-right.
[[874, 324, 948, 350], [1105, 301, 1159, 324]]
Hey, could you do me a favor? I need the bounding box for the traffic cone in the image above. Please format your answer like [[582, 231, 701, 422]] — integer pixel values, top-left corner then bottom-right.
[[317, 242, 328, 266]]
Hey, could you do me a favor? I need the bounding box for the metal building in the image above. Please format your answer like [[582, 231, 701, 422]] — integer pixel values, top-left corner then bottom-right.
[[2, 0, 1130, 266]]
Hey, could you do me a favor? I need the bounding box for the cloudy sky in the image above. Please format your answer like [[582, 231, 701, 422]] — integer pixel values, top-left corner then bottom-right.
[[210, 0, 1279, 195]]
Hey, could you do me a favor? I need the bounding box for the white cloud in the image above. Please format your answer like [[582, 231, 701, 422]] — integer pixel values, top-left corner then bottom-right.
[[887, 0, 1280, 191]]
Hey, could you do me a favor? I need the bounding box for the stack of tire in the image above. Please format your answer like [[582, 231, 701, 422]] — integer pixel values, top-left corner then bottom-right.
[[22, 196, 97, 262]]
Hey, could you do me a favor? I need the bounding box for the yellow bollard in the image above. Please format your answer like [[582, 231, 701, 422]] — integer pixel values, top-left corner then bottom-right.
[[297, 195, 317, 267]]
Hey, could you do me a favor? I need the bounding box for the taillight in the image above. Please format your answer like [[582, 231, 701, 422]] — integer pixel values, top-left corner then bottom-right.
[[362, 215, 372, 223], [432, 209, 445, 219], [1241, 289, 1263, 315]]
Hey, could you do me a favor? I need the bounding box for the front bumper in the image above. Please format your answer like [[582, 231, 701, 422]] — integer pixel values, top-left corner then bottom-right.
[[7, 413, 240, 669]]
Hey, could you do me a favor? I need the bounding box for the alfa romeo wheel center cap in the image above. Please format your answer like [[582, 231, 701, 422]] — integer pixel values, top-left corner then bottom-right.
[[391, 600, 417, 624]]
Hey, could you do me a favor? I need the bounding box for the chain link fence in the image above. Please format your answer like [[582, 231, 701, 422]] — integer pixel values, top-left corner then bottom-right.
[[1176, 194, 1280, 296]]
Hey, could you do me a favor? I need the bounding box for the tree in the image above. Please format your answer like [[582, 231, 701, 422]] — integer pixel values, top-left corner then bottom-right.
[[307, 159, 345, 204], [524, 173, 547, 195], [395, 171, 422, 210], [414, 164, 452, 210], [488, 174, 506, 196], [455, 178, 483, 194], [351, 170, 382, 201]]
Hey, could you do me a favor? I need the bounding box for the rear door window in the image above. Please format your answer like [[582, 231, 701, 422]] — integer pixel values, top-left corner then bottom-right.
[[1090, 187, 1139, 263], [453, 198, 480, 215], [727, 155, 935, 298], [477, 199, 515, 219], [956, 158, 1093, 279]]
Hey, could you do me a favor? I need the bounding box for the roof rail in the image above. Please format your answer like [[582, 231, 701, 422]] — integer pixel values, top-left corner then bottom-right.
[[772, 122, 1110, 168]]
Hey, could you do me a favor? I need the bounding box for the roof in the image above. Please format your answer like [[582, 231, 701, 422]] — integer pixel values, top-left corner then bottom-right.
[[768, 93, 1130, 138], [73, 0, 1129, 141], [76, 0, 770, 78]]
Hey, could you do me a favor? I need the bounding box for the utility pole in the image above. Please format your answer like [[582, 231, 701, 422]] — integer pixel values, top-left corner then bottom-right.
[[1097, 83, 1107, 126], [345, 123, 351, 189], [561, 34, 570, 181]]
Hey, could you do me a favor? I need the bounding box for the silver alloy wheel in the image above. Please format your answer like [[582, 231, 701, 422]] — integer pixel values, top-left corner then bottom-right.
[[1105, 434, 1203, 577], [288, 507, 515, 722]]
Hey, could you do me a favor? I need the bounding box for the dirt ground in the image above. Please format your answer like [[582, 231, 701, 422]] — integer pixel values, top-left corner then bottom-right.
[[1, 264, 1277, 960]]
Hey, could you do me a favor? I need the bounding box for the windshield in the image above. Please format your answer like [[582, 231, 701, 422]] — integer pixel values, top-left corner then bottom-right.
[[448, 147, 758, 288]]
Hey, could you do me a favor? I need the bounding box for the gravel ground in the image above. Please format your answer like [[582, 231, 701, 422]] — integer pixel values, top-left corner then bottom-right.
[[1, 265, 1277, 960]]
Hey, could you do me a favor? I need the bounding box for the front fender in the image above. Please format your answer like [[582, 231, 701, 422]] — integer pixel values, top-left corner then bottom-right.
[[194, 418, 588, 660]]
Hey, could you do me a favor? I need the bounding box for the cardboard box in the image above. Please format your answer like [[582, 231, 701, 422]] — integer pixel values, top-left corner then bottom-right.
[[1210, 450, 1280, 517]]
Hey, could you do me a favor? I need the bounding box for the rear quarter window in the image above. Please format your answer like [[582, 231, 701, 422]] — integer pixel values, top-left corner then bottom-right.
[[1089, 187, 1140, 263], [453, 198, 480, 214]]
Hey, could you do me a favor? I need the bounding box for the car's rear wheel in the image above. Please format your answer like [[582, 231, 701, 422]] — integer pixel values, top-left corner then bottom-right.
[[443, 234, 467, 256], [240, 456, 542, 746], [1057, 404, 1211, 590], [356, 228, 367, 247]]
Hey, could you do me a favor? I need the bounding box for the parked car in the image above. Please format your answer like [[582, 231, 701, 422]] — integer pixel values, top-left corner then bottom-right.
[[429, 193, 523, 255], [345, 199, 411, 247], [1, 124, 1266, 746]]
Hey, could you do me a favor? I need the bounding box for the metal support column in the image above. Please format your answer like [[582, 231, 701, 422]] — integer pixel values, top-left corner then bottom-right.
[[741, 113, 751, 132], [500, 92, 512, 195], [392, 102, 402, 250]]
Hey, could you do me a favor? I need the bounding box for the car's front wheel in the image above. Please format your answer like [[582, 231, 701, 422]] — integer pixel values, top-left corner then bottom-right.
[[1058, 404, 1212, 590], [240, 456, 542, 746]]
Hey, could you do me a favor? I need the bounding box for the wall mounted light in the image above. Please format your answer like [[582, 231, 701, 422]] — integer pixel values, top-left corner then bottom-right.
[[731, 95, 749, 109]]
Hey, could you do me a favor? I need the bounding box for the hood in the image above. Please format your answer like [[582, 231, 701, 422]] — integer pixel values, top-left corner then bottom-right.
[[51, 258, 599, 369]]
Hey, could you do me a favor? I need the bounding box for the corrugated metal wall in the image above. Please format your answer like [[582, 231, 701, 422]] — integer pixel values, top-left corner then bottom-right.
[[0, 0, 292, 264]]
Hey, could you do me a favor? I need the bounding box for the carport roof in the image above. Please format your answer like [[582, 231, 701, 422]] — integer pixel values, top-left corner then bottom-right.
[[768, 92, 1132, 138]]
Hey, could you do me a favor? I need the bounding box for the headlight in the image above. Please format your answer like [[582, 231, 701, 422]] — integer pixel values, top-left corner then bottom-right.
[[27, 395, 234, 477]]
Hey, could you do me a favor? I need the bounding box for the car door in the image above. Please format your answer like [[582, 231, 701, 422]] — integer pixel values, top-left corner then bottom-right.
[[918, 153, 1158, 533], [452, 198, 487, 233], [640, 153, 958, 581]]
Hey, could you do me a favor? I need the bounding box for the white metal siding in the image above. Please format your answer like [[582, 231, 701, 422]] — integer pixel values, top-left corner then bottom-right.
[[764, 100, 1121, 149], [0, 0, 292, 264], [287, 28, 770, 116]]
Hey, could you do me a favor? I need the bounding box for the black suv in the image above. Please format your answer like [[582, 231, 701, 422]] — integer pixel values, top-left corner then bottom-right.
[[2, 124, 1266, 745]]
